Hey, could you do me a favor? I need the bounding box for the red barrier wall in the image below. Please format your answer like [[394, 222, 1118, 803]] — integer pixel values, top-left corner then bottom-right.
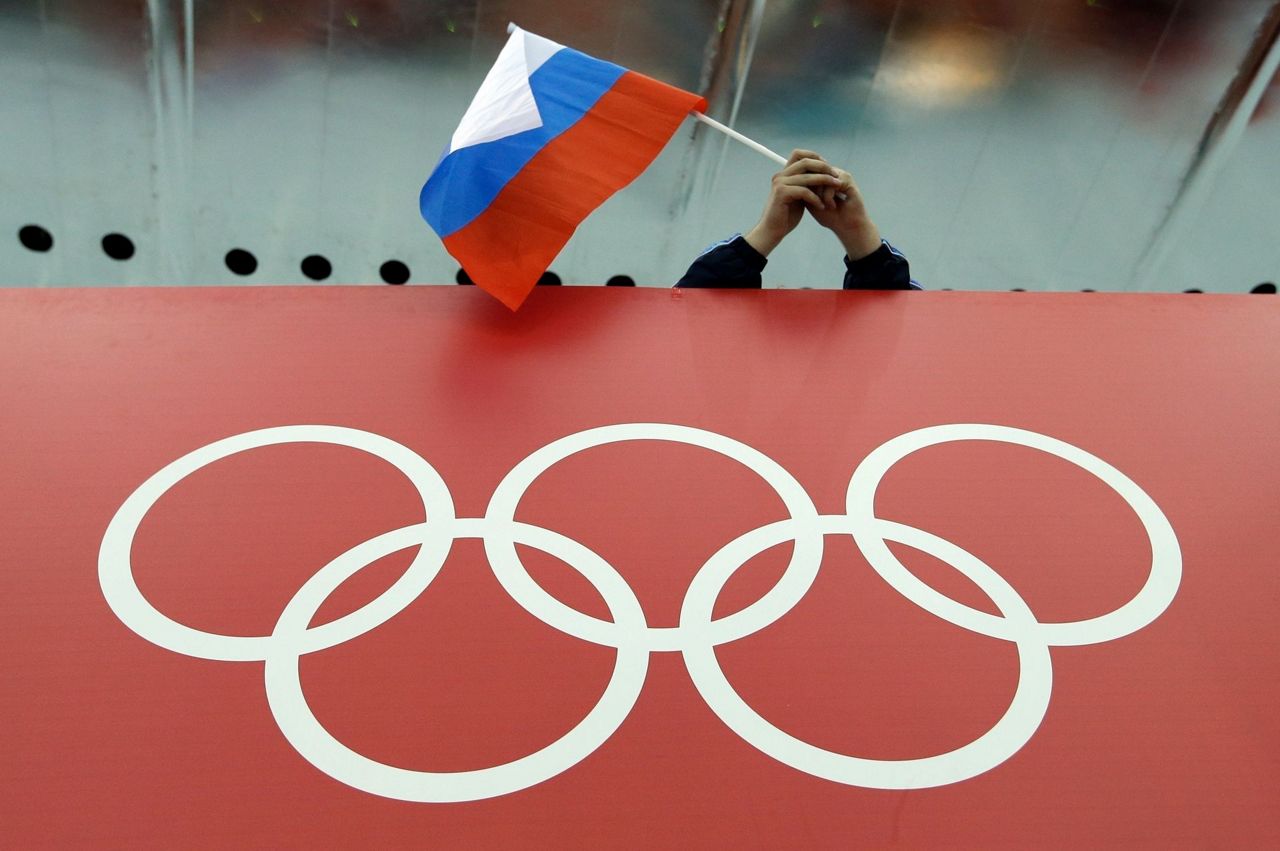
[[2, 286, 1277, 847]]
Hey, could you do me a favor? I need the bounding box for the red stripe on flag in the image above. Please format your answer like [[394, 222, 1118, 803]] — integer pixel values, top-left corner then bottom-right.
[[444, 72, 706, 310]]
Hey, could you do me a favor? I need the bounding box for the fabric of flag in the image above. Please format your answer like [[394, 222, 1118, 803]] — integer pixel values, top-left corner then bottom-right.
[[420, 26, 707, 310]]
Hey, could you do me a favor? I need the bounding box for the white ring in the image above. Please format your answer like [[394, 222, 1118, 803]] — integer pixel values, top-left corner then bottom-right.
[[681, 514, 1053, 789], [264, 518, 649, 803], [846, 424, 1182, 646], [98, 425, 456, 661], [98, 421, 1182, 799], [483, 424, 824, 651]]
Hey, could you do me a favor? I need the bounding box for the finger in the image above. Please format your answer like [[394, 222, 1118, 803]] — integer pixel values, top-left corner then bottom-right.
[[781, 157, 838, 178], [777, 172, 843, 188], [788, 148, 823, 164], [779, 185, 825, 209], [821, 183, 837, 209], [783, 158, 836, 176]]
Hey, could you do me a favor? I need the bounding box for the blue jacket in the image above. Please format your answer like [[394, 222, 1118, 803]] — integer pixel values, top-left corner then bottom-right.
[[675, 235, 921, 290]]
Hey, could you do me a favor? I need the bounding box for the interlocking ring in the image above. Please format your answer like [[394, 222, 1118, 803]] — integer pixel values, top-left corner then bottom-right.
[[99, 422, 1181, 802]]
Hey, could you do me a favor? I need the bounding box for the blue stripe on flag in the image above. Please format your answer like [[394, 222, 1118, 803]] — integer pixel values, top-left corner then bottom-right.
[[420, 48, 627, 238]]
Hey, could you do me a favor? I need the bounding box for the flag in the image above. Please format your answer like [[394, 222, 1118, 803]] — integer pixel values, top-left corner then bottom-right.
[[419, 25, 706, 309]]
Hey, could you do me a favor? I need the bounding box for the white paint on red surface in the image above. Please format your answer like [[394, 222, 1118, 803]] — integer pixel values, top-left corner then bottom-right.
[[99, 422, 1181, 802]]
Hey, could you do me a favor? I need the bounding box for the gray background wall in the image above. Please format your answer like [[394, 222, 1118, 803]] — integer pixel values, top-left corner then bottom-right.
[[3, 0, 1277, 292]]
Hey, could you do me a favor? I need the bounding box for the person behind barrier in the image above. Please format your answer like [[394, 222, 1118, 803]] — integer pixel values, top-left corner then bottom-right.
[[675, 150, 920, 290]]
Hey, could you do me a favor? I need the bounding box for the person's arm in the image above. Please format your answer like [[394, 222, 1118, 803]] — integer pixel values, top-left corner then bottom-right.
[[807, 161, 922, 290], [843, 239, 920, 290], [674, 235, 768, 288], [676, 149, 841, 288]]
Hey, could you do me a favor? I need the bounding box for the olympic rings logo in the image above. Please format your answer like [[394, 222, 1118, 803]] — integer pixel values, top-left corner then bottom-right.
[[99, 423, 1181, 803]]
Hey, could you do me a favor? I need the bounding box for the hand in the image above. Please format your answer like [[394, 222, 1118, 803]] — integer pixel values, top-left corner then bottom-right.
[[743, 150, 843, 257], [806, 163, 882, 261]]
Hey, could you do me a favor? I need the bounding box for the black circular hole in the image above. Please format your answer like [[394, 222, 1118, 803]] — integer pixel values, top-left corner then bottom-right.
[[225, 248, 258, 276], [1080, 288, 1096, 292], [456, 267, 474, 285], [380, 260, 410, 285], [606, 274, 636, 287], [537, 271, 561, 286], [1010, 287, 1026, 292], [19, 224, 53, 252], [301, 254, 332, 281], [1183, 288, 1204, 294], [102, 233, 135, 261], [1251, 282, 1276, 294]]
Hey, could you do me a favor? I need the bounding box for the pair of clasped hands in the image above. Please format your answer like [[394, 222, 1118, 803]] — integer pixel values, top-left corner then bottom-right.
[[743, 150, 883, 262]]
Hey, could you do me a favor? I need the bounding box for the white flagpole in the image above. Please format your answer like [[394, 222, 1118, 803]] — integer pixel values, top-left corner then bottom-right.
[[691, 111, 787, 166], [690, 111, 847, 201]]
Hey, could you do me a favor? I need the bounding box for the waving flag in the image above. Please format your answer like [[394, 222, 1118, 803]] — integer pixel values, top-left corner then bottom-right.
[[420, 25, 706, 309]]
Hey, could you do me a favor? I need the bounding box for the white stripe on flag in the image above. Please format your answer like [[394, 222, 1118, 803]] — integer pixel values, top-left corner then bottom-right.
[[450, 28, 559, 153]]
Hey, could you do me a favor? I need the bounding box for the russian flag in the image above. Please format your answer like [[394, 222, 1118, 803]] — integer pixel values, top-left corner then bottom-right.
[[420, 26, 706, 309]]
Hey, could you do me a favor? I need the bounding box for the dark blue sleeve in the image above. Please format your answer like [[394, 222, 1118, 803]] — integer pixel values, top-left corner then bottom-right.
[[844, 240, 922, 290], [676, 234, 922, 290], [674, 235, 766, 289]]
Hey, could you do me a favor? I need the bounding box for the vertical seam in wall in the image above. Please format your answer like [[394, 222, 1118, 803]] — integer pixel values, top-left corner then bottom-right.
[[36, 0, 65, 287], [705, 0, 767, 198], [184, 0, 195, 140], [146, 0, 193, 283], [656, 0, 737, 277], [317, 0, 337, 281], [1133, 2, 1280, 288]]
